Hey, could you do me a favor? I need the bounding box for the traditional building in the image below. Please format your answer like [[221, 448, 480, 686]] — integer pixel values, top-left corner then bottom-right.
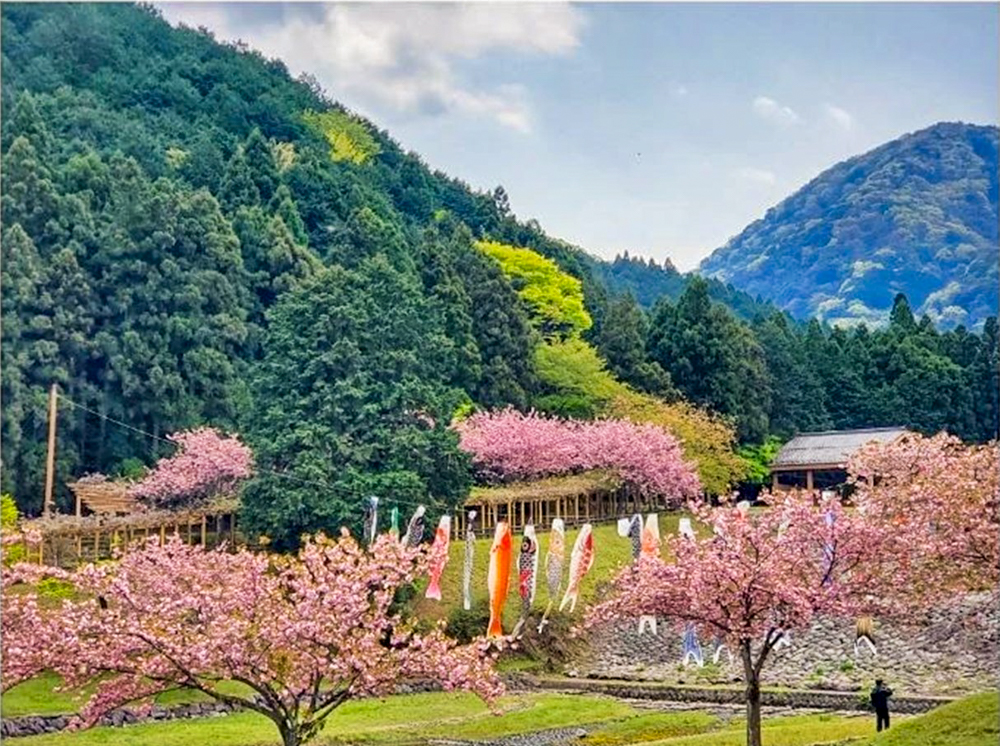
[[770, 426, 910, 492]]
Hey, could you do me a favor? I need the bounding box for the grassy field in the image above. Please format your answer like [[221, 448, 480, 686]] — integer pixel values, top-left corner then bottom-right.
[[1, 673, 252, 718], [411, 515, 693, 627], [4, 688, 887, 746], [853, 691, 999, 746]]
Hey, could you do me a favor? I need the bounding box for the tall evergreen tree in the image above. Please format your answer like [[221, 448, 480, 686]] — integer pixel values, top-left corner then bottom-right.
[[647, 277, 771, 442], [241, 257, 472, 550], [596, 292, 673, 397]]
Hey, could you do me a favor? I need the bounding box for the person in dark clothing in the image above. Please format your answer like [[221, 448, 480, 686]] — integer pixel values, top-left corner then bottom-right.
[[870, 679, 893, 731]]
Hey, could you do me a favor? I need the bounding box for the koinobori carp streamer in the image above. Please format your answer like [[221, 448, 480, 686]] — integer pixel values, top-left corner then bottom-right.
[[487, 521, 512, 638], [511, 524, 538, 637], [559, 523, 594, 613], [537, 518, 565, 633], [425, 515, 451, 601], [462, 510, 477, 611]]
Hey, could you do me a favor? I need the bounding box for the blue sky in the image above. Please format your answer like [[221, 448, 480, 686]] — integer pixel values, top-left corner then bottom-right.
[[159, 2, 999, 270]]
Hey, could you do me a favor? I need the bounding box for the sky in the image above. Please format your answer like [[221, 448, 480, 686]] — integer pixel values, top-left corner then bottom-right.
[[158, 2, 999, 271]]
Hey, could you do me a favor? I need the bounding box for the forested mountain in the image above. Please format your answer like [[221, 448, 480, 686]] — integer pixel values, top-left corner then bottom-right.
[[700, 122, 999, 330], [0, 2, 598, 518], [2, 3, 996, 531], [587, 253, 777, 320]]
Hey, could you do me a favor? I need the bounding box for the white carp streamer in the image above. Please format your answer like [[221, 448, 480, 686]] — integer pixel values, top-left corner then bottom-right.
[[537, 518, 565, 633], [462, 510, 476, 611]]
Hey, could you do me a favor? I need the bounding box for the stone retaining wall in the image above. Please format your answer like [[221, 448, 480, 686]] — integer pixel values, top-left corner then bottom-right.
[[530, 676, 952, 714], [0, 701, 241, 739], [0, 680, 443, 739], [577, 591, 997, 697]]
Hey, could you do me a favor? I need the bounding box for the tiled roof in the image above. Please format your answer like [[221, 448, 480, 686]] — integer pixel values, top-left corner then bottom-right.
[[771, 427, 910, 469]]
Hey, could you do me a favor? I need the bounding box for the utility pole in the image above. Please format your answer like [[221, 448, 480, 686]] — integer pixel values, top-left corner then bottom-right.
[[43, 383, 58, 518]]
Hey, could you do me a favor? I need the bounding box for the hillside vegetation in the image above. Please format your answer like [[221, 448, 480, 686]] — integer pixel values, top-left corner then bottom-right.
[[2, 3, 997, 532], [700, 122, 999, 330], [855, 692, 999, 746]]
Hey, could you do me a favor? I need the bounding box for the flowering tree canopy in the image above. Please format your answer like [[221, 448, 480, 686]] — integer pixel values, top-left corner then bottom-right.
[[586, 491, 914, 746], [849, 432, 1000, 593], [27, 533, 501, 746], [128, 428, 252, 507], [455, 409, 701, 505], [1, 530, 69, 692]]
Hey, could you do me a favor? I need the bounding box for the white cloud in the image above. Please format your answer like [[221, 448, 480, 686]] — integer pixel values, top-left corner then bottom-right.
[[672, 84, 689, 98], [157, 3, 585, 133], [734, 166, 777, 186], [752, 95, 801, 126], [824, 103, 854, 130]]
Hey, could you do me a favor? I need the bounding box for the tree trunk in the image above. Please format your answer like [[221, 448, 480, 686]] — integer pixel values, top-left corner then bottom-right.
[[278, 722, 300, 746], [741, 640, 762, 746]]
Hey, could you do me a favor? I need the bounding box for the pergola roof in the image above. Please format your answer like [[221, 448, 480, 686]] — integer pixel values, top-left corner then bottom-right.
[[771, 427, 910, 471], [466, 470, 621, 506]]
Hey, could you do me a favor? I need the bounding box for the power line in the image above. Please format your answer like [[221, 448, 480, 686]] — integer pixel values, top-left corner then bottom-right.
[[58, 395, 176, 447]]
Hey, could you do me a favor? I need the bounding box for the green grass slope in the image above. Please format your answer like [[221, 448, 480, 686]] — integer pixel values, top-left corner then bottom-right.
[[411, 516, 691, 627], [855, 692, 999, 746], [5, 689, 883, 746]]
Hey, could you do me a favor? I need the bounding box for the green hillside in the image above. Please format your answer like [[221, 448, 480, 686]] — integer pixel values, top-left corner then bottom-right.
[[700, 122, 999, 330], [411, 517, 691, 627], [857, 692, 999, 746], [2, 3, 997, 536], [588, 252, 778, 321]]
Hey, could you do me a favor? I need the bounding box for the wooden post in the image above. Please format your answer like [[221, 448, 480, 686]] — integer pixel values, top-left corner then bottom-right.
[[201, 516, 207, 546], [43, 383, 58, 518], [160, 524, 166, 544], [806, 470, 814, 491]]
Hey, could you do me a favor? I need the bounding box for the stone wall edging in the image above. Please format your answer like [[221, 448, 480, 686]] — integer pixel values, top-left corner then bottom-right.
[[529, 676, 953, 714], [0, 680, 443, 739]]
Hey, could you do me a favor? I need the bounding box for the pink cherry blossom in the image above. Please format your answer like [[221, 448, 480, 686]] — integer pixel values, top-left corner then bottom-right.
[[15, 533, 501, 746], [848, 432, 999, 596], [128, 428, 252, 507], [454, 409, 700, 505], [1, 531, 71, 692], [586, 490, 940, 746]]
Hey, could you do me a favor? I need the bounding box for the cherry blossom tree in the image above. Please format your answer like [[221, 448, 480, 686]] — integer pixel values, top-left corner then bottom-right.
[[128, 428, 252, 507], [32, 533, 501, 746], [586, 491, 912, 746], [1, 530, 70, 692], [455, 409, 700, 505], [849, 432, 999, 594]]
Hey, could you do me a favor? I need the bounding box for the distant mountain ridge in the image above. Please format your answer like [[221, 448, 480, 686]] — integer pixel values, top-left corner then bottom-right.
[[699, 122, 999, 329], [585, 252, 780, 321]]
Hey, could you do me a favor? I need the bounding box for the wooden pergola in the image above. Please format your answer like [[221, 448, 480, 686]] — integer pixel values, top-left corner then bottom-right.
[[456, 469, 676, 535], [20, 480, 240, 568]]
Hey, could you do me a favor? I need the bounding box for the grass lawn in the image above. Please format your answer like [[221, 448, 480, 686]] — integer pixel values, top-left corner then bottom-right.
[[1, 673, 252, 718], [6, 692, 638, 746], [412, 515, 693, 628], [5, 688, 889, 746], [856, 692, 999, 746], [641, 712, 874, 745]]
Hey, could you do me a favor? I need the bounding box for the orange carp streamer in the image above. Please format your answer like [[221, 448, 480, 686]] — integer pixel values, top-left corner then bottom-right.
[[487, 521, 512, 638]]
